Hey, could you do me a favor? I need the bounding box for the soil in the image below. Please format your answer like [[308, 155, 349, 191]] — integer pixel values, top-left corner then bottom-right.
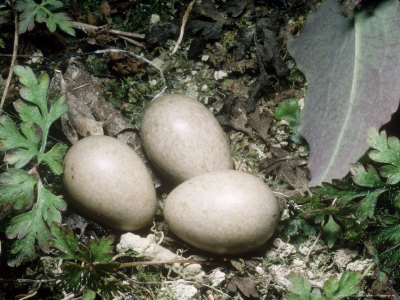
[[0, 0, 390, 299]]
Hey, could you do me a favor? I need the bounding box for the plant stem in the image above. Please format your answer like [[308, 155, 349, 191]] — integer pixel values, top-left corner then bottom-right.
[[119, 258, 209, 269]]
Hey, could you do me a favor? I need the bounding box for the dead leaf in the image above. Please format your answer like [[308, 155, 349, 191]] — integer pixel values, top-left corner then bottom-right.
[[261, 147, 309, 194], [217, 97, 253, 136], [227, 277, 260, 298], [192, 0, 228, 24], [100, 1, 112, 24], [108, 49, 146, 75], [87, 12, 98, 25], [248, 108, 273, 143]]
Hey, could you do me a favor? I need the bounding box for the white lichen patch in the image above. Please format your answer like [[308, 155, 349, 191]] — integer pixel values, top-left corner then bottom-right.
[[346, 258, 374, 274], [150, 14, 160, 24], [333, 248, 358, 270], [117, 233, 205, 281], [158, 280, 198, 300], [206, 268, 226, 287], [266, 238, 297, 260], [214, 70, 228, 80], [268, 264, 292, 287]]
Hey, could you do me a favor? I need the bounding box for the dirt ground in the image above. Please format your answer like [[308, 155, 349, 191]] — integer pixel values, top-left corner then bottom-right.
[[0, 0, 386, 298]]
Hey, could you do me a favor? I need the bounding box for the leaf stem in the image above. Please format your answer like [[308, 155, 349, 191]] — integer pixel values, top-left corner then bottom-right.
[[118, 258, 209, 269], [38, 0, 52, 17]]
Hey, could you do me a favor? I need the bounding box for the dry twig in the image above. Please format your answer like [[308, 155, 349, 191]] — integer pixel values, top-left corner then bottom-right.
[[119, 258, 209, 269], [171, 0, 195, 55], [0, 1, 18, 115], [118, 35, 145, 48], [71, 21, 145, 39]]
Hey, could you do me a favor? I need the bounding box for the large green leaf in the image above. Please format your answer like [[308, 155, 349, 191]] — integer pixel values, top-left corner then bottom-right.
[[287, 0, 400, 186]]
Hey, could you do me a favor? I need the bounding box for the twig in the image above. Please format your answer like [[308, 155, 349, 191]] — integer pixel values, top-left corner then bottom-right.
[[0, 0, 18, 115], [0, 278, 56, 283], [19, 286, 40, 300], [119, 258, 209, 269], [273, 191, 290, 198], [171, 0, 195, 55], [71, 21, 145, 39], [305, 230, 322, 262], [118, 35, 145, 48]]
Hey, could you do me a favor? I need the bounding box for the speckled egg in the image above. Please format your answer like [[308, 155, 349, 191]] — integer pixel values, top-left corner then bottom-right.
[[163, 170, 280, 255], [63, 135, 157, 231], [140, 94, 233, 184]]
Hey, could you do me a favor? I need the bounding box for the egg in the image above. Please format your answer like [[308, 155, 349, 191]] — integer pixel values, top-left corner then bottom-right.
[[140, 94, 233, 184], [63, 135, 157, 231], [163, 170, 280, 255]]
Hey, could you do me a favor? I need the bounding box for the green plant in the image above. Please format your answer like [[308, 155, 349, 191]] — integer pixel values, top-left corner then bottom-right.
[[274, 98, 302, 143], [50, 224, 130, 299], [16, 0, 75, 36], [286, 271, 362, 300], [293, 128, 400, 288], [0, 65, 68, 266]]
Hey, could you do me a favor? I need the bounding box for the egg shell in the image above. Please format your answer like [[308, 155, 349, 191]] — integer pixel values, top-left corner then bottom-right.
[[63, 135, 157, 231], [163, 170, 280, 255], [140, 94, 233, 184]]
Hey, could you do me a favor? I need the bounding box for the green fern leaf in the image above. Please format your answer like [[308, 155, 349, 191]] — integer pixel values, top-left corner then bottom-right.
[[0, 116, 39, 168], [90, 236, 114, 263], [0, 65, 68, 266], [47, 13, 75, 36], [356, 188, 386, 221], [15, 0, 75, 36], [47, 0, 64, 9], [323, 271, 361, 300], [0, 169, 37, 211], [322, 215, 341, 248], [312, 181, 369, 206], [50, 224, 128, 297], [13, 99, 44, 129], [50, 224, 80, 260], [367, 128, 400, 184], [82, 289, 97, 300], [5, 180, 66, 266], [40, 143, 68, 175], [287, 275, 323, 300], [287, 275, 313, 300], [16, 0, 37, 34], [350, 163, 385, 188]]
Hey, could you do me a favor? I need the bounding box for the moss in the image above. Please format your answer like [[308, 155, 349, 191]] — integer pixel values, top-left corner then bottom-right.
[[222, 30, 237, 51], [107, 73, 163, 130], [115, 0, 184, 32], [84, 55, 108, 74]]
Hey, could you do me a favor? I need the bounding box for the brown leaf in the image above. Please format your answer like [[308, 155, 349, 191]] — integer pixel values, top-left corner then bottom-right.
[[227, 277, 259, 298], [248, 109, 273, 143], [261, 147, 309, 193], [87, 12, 98, 25], [192, 0, 228, 24], [217, 99, 253, 136], [100, 1, 111, 24]]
